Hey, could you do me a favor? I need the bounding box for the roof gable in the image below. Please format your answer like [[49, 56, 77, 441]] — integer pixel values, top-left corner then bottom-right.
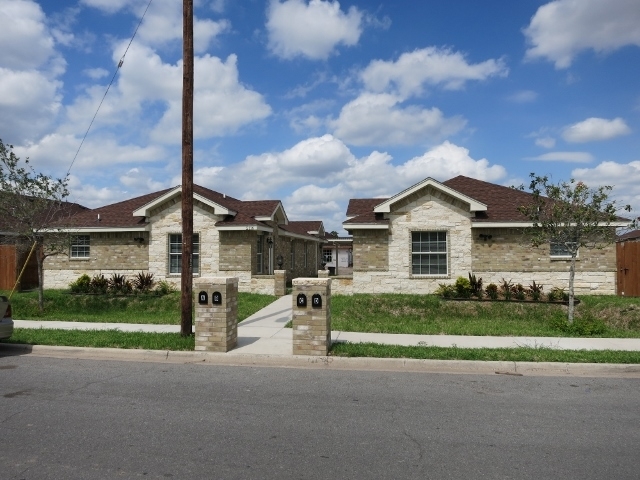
[[133, 185, 237, 218], [373, 177, 487, 214]]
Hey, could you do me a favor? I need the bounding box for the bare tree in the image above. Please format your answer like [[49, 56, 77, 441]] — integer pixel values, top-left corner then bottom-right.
[[0, 139, 80, 311], [517, 173, 630, 323]]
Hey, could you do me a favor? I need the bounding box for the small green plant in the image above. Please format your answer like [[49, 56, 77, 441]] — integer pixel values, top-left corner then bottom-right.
[[435, 283, 456, 298], [468, 272, 483, 298], [527, 281, 544, 301], [69, 274, 91, 294], [133, 272, 155, 292], [89, 274, 109, 294], [455, 276, 472, 298], [548, 315, 607, 336], [485, 283, 499, 300], [514, 283, 526, 301], [108, 273, 133, 295], [499, 278, 513, 300], [547, 287, 569, 302], [155, 280, 177, 296]]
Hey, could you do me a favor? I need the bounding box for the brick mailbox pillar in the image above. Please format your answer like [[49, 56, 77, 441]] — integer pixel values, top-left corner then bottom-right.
[[274, 270, 287, 297], [194, 277, 238, 352], [292, 278, 331, 356]]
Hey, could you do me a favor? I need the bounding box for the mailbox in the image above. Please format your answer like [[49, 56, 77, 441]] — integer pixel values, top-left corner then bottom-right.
[[197, 291, 208, 305], [212, 291, 222, 305], [296, 293, 307, 308], [311, 293, 322, 309]]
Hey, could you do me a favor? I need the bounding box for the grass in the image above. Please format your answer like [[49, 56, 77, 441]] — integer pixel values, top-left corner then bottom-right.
[[330, 294, 640, 338], [1, 290, 277, 324], [4, 328, 195, 350], [330, 342, 640, 364]]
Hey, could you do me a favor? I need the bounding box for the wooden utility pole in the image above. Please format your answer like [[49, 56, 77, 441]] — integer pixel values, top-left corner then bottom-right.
[[181, 0, 194, 336]]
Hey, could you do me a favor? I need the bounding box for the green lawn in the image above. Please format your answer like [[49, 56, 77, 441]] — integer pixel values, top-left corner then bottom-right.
[[2, 290, 277, 324], [330, 294, 640, 338]]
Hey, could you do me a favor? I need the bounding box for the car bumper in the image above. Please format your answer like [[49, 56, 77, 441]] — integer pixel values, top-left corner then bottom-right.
[[0, 318, 14, 339]]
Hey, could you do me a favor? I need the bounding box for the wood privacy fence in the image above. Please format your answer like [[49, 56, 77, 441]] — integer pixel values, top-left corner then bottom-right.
[[0, 244, 39, 291], [617, 240, 640, 297]]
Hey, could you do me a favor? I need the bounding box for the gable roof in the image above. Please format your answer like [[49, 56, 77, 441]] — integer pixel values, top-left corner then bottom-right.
[[0, 194, 88, 234], [618, 229, 640, 241]]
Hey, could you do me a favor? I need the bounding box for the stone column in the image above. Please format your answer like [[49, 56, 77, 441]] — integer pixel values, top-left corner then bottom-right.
[[274, 269, 287, 296], [194, 277, 238, 352], [292, 277, 331, 355], [317, 269, 329, 278]]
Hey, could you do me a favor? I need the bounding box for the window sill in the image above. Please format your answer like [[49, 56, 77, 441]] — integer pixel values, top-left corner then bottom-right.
[[550, 256, 578, 261], [410, 274, 450, 279], [69, 257, 90, 261]]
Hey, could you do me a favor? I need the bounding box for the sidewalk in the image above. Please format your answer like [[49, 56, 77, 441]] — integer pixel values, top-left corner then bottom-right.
[[12, 294, 640, 355]]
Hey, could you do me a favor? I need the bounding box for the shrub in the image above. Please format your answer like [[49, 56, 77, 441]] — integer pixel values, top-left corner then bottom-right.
[[133, 272, 155, 292], [527, 281, 544, 301], [435, 283, 456, 298], [155, 280, 177, 296], [69, 274, 91, 294], [89, 274, 109, 294], [107, 273, 132, 294], [514, 283, 526, 301], [468, 273, 483, 298], [499, 278, 513, 300], [547, 287, 569, 302], [455, 276, 472, 298], [485, 283, 499, 300], [548, 315, 607, 336]]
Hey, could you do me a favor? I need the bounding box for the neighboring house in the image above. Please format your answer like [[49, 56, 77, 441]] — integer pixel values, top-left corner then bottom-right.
[[616, 229, 640, 297], [322, 232, 353, 276], [44, 185, 326, 294], [0, 197, 88, 291], [342, 175, 626, 295]]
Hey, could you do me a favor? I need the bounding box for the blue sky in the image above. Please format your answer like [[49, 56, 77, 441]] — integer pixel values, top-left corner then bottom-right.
[[1, 0, 639, 233]]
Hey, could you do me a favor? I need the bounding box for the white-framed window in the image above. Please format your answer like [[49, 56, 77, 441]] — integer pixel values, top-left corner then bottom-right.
[[168, 233, 199, 274], [411, 231, 447, 275], [70, 235, 90, 259], [550, 240, 577, 259], [256, 235, 264, 274], [323, 249, 332, 263]]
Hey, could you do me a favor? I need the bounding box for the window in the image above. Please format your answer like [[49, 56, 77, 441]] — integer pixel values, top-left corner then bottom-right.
[[411, 231, 447, 275], [168, 233, 199, 274], [70, 235, 90, 258], [323, 249, 333, 263], [550, 240, 576, 258], [256, 236, 264, 274]]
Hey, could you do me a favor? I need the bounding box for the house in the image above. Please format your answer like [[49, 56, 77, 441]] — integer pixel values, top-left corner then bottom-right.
[[44, 185, 326, 294], [0, 196, 88, 291], [341, 175, 626, 295], [322, 232, 353, 276], [616, 229, 640, 297]]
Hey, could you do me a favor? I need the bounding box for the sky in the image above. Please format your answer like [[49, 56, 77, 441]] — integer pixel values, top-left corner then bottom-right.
[[1, 0, 640, 233]]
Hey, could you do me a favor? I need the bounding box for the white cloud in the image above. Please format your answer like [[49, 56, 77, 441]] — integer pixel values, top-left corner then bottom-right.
[[572, 160, 640, 220], [507, 90, 538, 104], [188, 136, 507, 232], [360, 47, 508, 98], [80, 0, 132, 15], [524, 0, 640, 68], [83, 67, 109, 80], [266, 0, 363, 60], [535, 136, 556, 149], [562, 117, 632, 143], [527, 152, 594, 163], [330, 93, 466, 146], [119, 168, 167, 191]]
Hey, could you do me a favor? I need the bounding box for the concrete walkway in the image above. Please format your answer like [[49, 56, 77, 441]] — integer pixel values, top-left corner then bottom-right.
[[13, 294, 640, 355]]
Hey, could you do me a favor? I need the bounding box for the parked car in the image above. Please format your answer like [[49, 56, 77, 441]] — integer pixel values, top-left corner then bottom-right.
[[0, 295, 14, 340]]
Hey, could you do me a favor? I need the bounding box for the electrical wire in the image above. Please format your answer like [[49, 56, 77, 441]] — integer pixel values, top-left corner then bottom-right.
[[65, 0, 154, 178]]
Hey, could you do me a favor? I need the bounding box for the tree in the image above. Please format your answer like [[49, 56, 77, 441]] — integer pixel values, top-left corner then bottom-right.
[[0, 139, 73, 311], [517, 173, 628, 323]]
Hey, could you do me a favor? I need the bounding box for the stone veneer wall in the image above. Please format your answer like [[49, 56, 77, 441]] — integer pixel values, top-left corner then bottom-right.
[[44, 232, 149, 288], [471, 227, 617, 294], [352, 188, 473, 294], [352, 230, 388, 272], [329, 276, 353, 295]]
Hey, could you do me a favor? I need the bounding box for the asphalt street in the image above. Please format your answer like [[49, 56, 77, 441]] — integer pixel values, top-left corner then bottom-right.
[[1, 355, 639, 479]]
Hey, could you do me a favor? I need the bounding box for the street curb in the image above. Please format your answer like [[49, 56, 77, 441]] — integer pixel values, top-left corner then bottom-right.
[[2, 343, 640, 377]]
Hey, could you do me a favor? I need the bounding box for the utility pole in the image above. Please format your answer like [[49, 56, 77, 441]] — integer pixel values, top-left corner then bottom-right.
[[181, 0, 194, 336]]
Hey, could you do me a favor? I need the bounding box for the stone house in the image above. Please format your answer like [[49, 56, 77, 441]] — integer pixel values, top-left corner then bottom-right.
[[45, 185, 326, 294], [322, 232, 353, 276], [341, 175, 627, 295]]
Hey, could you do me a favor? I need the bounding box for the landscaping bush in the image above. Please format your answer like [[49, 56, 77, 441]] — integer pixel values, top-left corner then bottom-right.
[[133, 272, 155, 292], [69, 274, 91, 294], [454, 276, 472, 298], [89, 274, 109, 294], [435, 283, 456, 299], [528, 281, 544, 302], [108, 273, 133, 295], [155, 280, 177, 296], [499, 278, 513, 300], [485, 283, 499, 300], [468, 273, 483, 298]]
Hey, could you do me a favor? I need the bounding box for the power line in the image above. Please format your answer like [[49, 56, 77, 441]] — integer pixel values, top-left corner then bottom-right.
[[65, 0, 154, 178]]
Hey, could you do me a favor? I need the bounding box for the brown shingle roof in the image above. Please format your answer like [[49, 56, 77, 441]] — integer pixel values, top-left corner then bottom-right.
[[618, 229, 640, 241], [280, 221, 323, 237], [0, 193, 89, 232]]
